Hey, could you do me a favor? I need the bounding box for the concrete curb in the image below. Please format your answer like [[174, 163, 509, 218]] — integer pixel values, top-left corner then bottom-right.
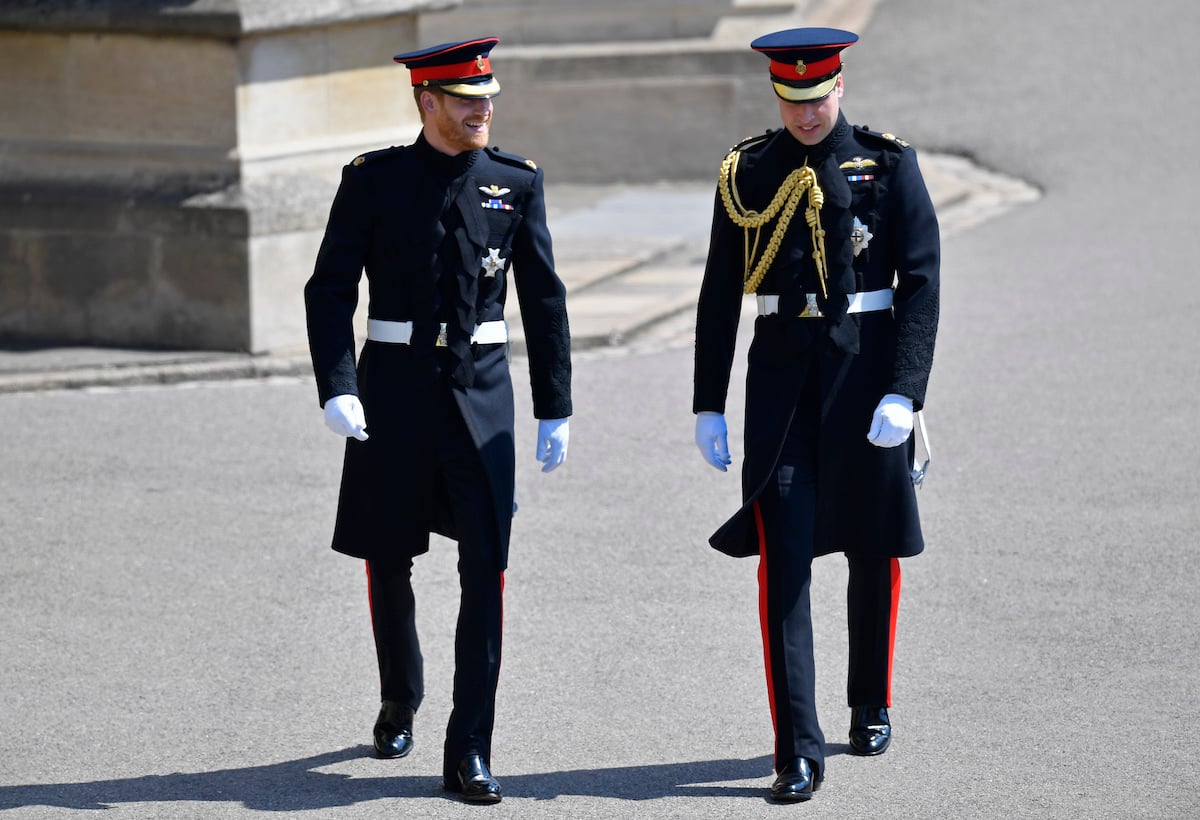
[[0, 154, 1038, 395]]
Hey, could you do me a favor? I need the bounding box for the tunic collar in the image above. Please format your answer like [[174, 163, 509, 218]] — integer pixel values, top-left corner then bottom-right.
[[778, 112, 850, 165], [414, 131, 480, 178]]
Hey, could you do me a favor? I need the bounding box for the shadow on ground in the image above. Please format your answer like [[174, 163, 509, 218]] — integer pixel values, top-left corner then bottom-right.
[[0, 748, 787, 810]]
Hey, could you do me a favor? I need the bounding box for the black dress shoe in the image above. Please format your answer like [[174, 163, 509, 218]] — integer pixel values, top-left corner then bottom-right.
[[849, 705, 891, 756], [770, 757, 822, 802], [372, 701, 414, 759], [446, 754, 502, 804]]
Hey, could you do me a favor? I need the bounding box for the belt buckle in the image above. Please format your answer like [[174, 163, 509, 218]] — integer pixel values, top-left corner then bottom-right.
[[798, 293, 824, 318], [435, 323, 448, 347]]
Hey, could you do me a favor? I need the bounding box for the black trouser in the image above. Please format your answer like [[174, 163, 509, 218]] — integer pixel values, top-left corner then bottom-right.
[[365, 384, 505, 781], [755, 393, 902, 775], [846, 553, 901, 709], [755, 414, 824, 775]]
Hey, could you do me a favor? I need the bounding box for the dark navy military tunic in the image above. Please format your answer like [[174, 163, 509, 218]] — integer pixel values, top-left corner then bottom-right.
[[305, 134, 572, 570], [693, 113, 939, 559]]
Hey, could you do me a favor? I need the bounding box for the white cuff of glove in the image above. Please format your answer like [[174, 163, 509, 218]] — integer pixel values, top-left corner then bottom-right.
[[695, 411, 732, 471], [536, 417, 569, 472], [324, 394, 369, 441], [867, 393, 913, 448]]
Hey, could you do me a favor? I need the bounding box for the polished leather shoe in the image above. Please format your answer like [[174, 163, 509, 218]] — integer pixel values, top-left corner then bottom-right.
[[770, 757, 821, 802], [446, 754, 502, 804], [849, 705, 892, 756], [372, 701, 414, 759]]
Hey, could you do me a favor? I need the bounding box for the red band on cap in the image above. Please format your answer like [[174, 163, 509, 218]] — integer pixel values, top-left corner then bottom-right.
[[410, 56, 491, 85], [768, 52, 842, 82]]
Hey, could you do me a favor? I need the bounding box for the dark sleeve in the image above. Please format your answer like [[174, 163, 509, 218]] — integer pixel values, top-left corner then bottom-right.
[[692, 188, 746, 414], [511, 167, 573, 419], [887, 148, 940, 410], [304, 163, 369, 407]]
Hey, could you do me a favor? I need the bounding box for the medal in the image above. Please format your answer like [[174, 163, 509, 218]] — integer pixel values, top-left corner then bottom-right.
[[851, 216, 873, 257], [481, 248, 506, 277]]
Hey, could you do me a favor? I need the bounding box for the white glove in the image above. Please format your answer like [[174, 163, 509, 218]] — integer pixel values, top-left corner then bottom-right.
[[867, 393, 913, 448], [324, 394, 369, 441], [695, 411, 732, 471], [536, 418, 569, 472]]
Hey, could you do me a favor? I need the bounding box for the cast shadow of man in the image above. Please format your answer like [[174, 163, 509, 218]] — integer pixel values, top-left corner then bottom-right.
[[0, 747, 837, 811]]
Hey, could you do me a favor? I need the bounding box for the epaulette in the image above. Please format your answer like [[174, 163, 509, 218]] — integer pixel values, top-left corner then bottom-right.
[[485, 145, 538, 172], [853, 125, 912, 152], [729, 129, 776, 154], [348, 145, 406, 168]]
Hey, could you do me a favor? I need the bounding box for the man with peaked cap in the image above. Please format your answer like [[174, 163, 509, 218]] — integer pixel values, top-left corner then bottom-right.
[[692, 28, 940, 801], [304, 36, 573, 804]]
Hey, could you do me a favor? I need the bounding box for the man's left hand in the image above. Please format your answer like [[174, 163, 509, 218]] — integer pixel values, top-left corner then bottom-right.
[[536, 418, 569, 472], [867, 394, 914, 448]]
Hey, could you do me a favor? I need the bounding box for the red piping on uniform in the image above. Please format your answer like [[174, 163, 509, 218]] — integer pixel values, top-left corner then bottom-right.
[[886, 558, 901, 707], [395, 37, 497, 63], [365, 561, 375, 626], [754, 501, 779, 753], [498, 571, 506, 676]]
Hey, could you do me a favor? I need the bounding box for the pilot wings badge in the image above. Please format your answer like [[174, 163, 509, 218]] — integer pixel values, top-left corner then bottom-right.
[[480, 184, 514, 210]]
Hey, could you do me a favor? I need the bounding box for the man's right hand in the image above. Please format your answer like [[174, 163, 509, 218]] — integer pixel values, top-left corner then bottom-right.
[[324, 394, 369, 441], [695, 411, 731, 471]]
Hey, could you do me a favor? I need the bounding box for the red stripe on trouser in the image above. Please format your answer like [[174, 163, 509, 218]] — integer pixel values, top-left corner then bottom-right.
[[886, 557, 901, 707], [753, 502, 779, 741], [365, 561, 376, 640]]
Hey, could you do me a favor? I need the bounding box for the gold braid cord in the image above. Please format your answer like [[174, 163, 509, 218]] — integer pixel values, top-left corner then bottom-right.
[[718, 150, 828, 297]]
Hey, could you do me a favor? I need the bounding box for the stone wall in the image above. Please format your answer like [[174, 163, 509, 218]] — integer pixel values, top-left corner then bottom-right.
[[0, 2, 444, 352], [418, 0, 735, 44], [0, 0, 798, 353]]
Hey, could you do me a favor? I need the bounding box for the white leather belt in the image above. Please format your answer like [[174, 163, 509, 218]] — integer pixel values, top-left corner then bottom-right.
[[756, 289, 893, 317], [367, 318, 508, 346]]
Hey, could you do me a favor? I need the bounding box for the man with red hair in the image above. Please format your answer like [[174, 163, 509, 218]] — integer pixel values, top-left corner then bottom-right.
[[305, 37, 572, 805]]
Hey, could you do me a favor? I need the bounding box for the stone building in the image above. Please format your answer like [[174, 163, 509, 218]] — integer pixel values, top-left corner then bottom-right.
[[0, 0, 800, 352]]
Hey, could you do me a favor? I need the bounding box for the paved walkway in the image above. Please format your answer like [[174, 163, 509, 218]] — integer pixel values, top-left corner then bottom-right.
[[0, 156, 1036, 394]]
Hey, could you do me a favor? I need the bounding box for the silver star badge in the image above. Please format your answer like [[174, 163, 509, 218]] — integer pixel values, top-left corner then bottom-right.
[[481, 248, 506, 277], [851, 216, 874, 257]]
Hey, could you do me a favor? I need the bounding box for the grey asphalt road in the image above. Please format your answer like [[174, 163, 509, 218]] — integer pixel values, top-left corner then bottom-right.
[[4, 0, 1200, 818]]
